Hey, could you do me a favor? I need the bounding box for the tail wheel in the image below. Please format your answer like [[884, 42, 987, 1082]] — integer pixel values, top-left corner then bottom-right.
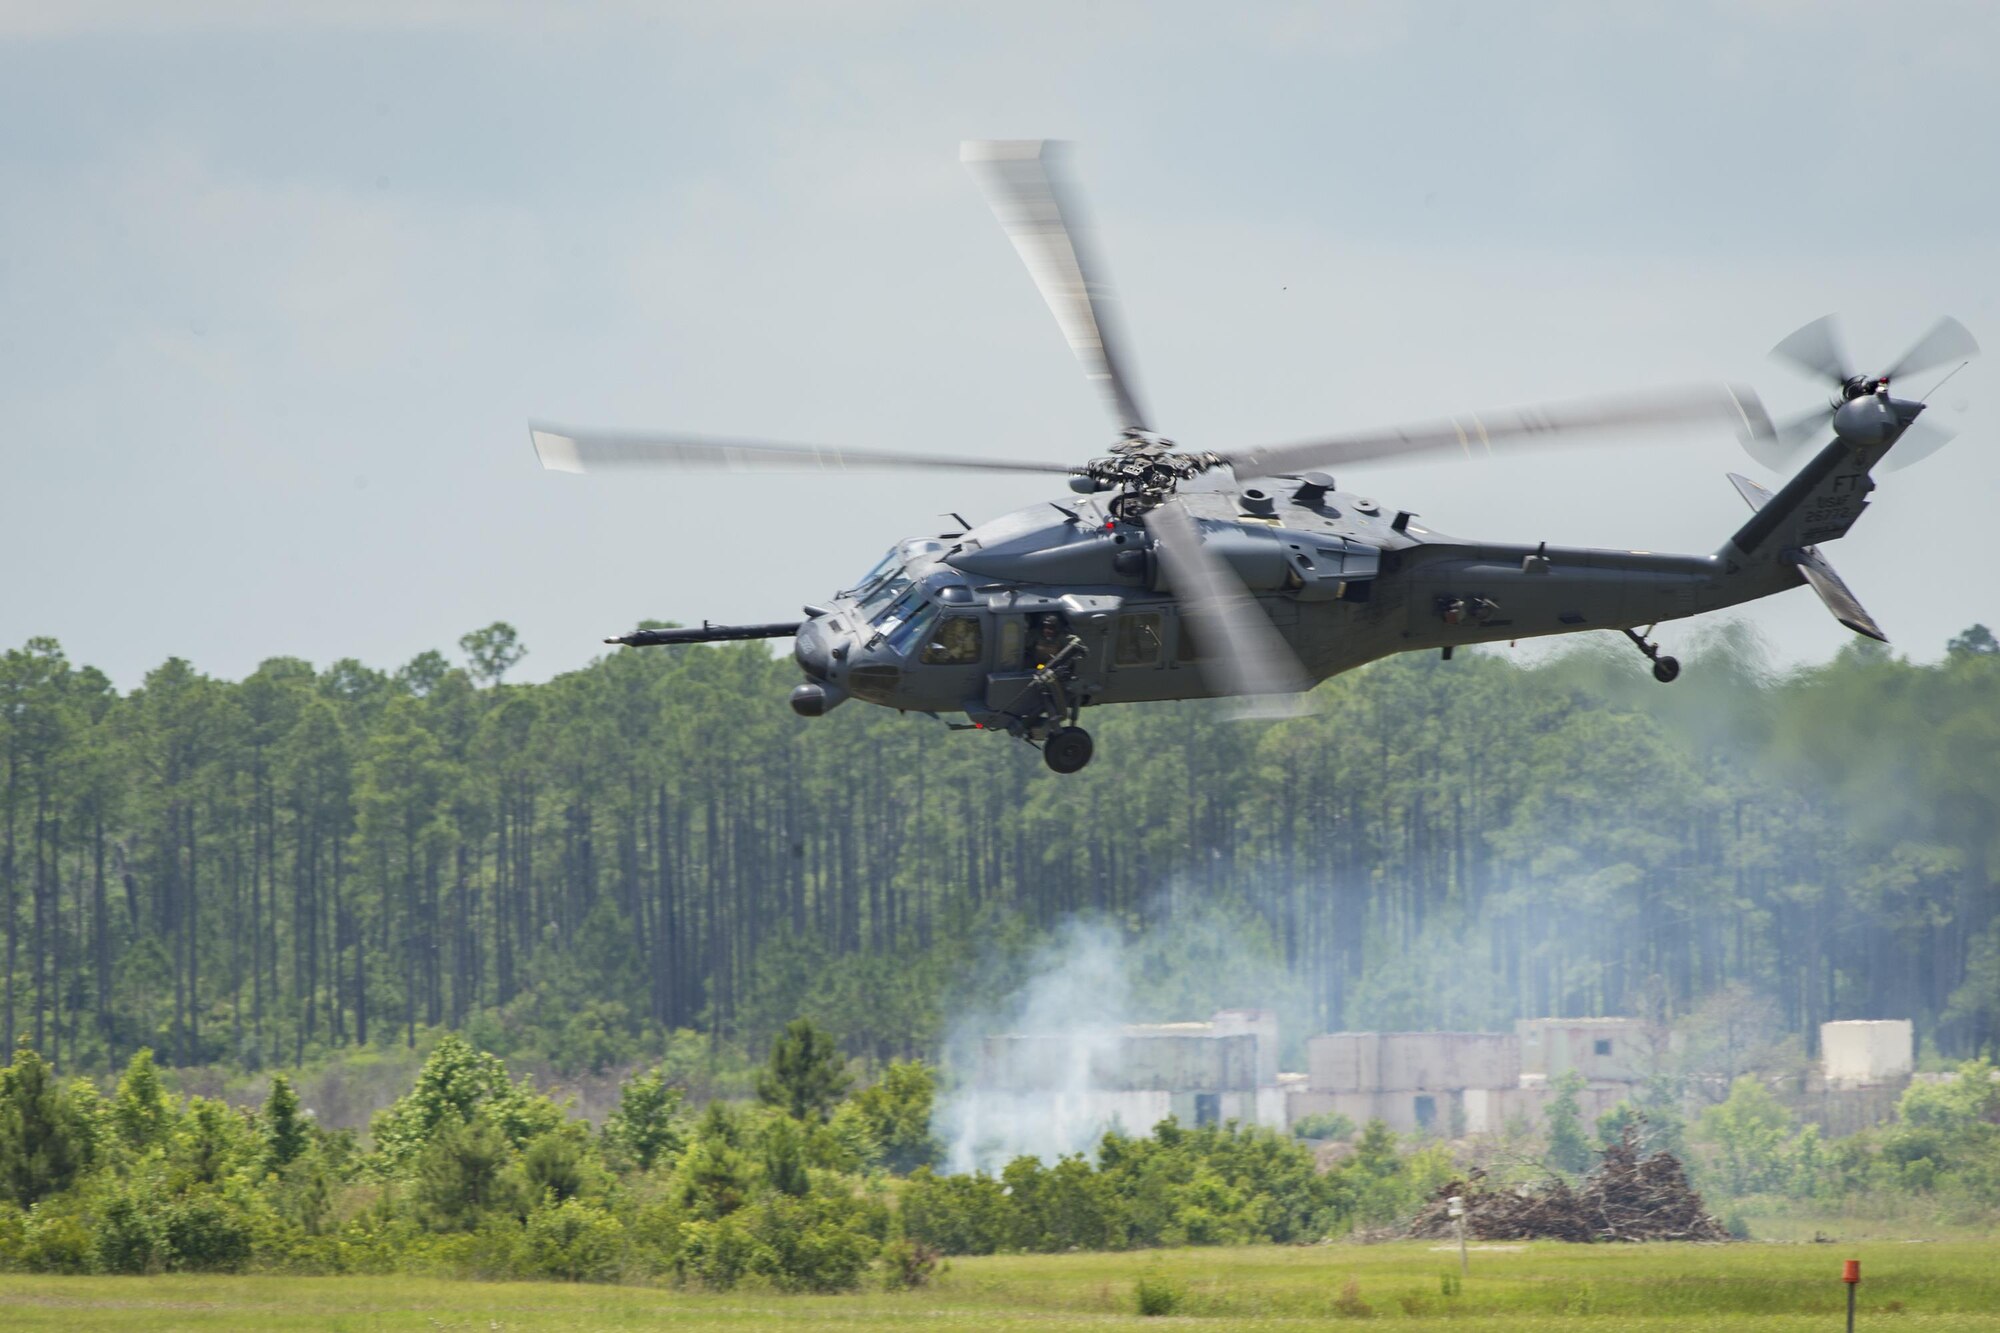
[[1043, 727, 1094, 774], [1652, 656, 1681, 684]]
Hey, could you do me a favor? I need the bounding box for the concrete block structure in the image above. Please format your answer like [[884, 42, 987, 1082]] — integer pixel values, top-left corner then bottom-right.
[[972, 1009, 1287, 1145], [1819, 1020, 1914, 1087], [1295, 1032, 1520, 1134], [1289, 1019, 1665, 1136], [1516, 1017, 1668, 1083]]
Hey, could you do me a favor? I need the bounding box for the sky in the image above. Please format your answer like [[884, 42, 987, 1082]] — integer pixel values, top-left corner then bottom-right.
[[3, 1, 1996, 689]]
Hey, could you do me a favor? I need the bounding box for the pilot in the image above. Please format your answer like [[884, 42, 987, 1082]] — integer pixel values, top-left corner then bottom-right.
[[929, 615, 981, 664]]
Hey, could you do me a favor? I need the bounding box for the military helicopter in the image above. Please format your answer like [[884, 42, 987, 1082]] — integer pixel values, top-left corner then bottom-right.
[[532, 141, 1978, 774]]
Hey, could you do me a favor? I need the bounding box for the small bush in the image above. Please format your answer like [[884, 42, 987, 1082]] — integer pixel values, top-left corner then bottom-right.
[[745, 1193, 878, 1293], [91, 1192, 166, 1274], [516, 1199, 623, 1282], [678, 1215, 754, 1290], [19, 1199, 92, 1273], [1293, 1111, 1356, 1142], [897, 1167, 1010, 1255], [1134, 1274, 1182, 1316], [878, 1237, 940, 1291], [159, 1194, 254, 1272]]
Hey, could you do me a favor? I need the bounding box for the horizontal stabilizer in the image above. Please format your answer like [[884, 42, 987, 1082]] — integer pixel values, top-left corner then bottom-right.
[[1793, 550, 1887, 642], [1725, 473, 1886, 642]]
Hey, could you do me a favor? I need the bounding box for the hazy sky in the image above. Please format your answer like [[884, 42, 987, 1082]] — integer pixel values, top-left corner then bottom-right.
[[5, 2, 1995, 688]]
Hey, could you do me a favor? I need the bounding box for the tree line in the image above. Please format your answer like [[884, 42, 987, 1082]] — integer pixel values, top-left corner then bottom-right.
[[3, 1029, 1991, 1283], [1, 618, 1996, 1079]]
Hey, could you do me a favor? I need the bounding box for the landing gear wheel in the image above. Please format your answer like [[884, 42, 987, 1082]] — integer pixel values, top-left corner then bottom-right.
[[1043, 727, 1094, 774], [1652, 656, 1681, 684]]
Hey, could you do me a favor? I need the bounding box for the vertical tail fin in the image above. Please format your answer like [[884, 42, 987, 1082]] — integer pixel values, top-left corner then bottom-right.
[[1727, 472, 1886, 642]]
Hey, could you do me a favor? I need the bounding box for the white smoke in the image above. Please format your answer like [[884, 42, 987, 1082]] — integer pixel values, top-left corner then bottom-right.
[[935, 917, 1136, 1174], [933, 900, 1306, 1174]]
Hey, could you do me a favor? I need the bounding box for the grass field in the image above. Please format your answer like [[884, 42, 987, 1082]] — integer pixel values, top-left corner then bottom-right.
[[2, 1240, 1996, 1331]]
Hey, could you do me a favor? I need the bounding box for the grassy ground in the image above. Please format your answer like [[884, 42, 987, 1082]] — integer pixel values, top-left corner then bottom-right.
[[2, 1240, 1997, 1332]]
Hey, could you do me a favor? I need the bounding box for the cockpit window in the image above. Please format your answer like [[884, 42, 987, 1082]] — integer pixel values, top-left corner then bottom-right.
[[871, 582, 927, 636], [886, 603, 941, 658], [859, 574, 912, 622], [846, 549, 901, 600], [921, 616, 983, 665]]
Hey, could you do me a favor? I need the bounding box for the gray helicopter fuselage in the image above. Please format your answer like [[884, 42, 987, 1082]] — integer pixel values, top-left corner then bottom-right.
[[788, 472, 1810, 724]]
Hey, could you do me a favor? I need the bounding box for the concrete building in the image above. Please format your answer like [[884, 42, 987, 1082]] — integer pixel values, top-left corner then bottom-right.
[[1517, 1017, 1669, 1083], [1288, 1019, 1666, 1136], [1293, 1032, 1518, 1134], [1819, 1020, 1914, 1087], [970, 1007, 1923, 1154], [1779, 1019, 1918, 1136], [971, 1008, 1288, 1145]]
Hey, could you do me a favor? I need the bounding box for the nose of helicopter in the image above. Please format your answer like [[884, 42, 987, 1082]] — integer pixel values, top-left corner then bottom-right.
[[790, 616, 852, 717], [793, 617, 834, 680]]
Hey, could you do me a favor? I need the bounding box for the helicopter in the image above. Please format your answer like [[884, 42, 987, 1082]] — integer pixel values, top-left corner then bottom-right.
[[531, 140, 1978, 774]]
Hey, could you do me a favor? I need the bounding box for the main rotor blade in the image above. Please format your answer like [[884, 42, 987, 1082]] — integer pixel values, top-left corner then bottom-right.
[[1218, 383, 1770, 479], [962, 139, 1152, 436], [529, 424, 1075, 477], [1147, 500, 1311, 718], [1771, 314, 1853, 387], [1884, 315, 1979, 383]]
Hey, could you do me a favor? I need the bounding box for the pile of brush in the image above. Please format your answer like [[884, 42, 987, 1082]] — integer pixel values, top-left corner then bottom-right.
[[1406, 1127, 1729, 1243]]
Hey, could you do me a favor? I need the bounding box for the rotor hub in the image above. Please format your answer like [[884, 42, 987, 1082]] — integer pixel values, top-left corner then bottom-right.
[[1080, 440, 1225, 514]]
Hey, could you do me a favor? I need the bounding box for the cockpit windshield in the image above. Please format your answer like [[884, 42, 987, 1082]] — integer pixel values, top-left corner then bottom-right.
[[858, 573, 911, 621], [844, 548, 901, 599]]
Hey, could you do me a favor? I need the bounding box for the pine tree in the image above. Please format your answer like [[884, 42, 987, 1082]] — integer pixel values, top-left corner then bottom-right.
[[262, 1072, 309, 1174], [0, 1043, 89, 1205], [757, 1018, 852, 1124]]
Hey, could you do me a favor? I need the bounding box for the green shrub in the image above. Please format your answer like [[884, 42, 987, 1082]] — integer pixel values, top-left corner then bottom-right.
[[624, 1195, 687, 1276], [414, 1117, 522, 1232], [877, 1237, 940, 1290], [370, 1036, 564, 1174], [850, 1060, 943, 1174], [522, 1124, 599, 1205], [19, 1198, 92, 1273], [671, 1128, 756, 1221], [1292, 1111, 1356, 1141], [759, 1114, 811, 1198], [111, 1049, 176, 1152], [1697, 1076, 1797, 1195], [1134, 1273, 1182, 1316], [678, 1215, 754, 1290], [756, 1019, 853, 1124], [0, 1045, 93, 1207], [91, 1191, 166, 1274], [1546, 1070, 1594, 1175], [261, 1074, 310, 1175], [744, 1192, 878, 1293], [159, 1193, 254, 1272], [602, 1067, 686, 1173], [896, 1167, 1010, 1255], [516, 1199, 624, 1282], [1002, 1153, 1118, 1252]]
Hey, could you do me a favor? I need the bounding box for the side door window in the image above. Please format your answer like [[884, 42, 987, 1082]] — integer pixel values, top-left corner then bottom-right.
[[1113, 612, 1163, 668]]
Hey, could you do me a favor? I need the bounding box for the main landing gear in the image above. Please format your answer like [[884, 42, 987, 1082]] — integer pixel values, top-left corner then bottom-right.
[[991, 633, 1098, 773], [1043, 726, 1095, 774], [1623, 626, 1680, 684]]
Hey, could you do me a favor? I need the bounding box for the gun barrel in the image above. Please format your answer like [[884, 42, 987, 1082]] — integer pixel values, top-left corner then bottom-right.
[[607, 622, 803, 648]]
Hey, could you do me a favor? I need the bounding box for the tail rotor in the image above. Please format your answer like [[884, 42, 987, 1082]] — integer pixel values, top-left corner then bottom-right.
[[1751, 314, 1978, 472]]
